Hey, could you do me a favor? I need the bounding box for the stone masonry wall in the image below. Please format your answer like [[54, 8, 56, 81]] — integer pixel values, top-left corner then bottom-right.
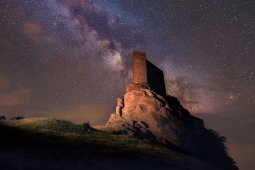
[[133, 52, 147, 84], [146, 60, 166, 96]]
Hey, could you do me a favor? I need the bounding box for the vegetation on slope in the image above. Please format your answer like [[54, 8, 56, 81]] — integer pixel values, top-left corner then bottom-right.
[[0, 118, 172, 155], [0, 118, 223, 170]]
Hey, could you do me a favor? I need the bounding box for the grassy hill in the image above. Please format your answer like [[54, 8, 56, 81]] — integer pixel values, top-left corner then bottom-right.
[[0, 118, 223, 170]]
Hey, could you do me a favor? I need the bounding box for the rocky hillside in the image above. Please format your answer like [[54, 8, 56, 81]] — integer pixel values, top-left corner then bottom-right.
[[99, 83, 238, 170]]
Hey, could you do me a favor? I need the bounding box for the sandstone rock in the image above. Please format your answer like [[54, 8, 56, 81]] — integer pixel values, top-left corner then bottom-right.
[[101, 83, 237, 170], [104, 84, 200, 148], [115, 98, 124, 116], [126, 83, 150, 92]]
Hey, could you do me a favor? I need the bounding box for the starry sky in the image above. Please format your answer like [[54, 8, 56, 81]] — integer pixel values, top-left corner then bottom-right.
[[0, 0, 254, 169]]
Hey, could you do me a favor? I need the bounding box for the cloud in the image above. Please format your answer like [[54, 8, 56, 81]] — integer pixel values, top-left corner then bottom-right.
[[0, 73, 31, 107], [23, 22, 42, 41], [164, 76, 237, 114], [23, 22, 56, 44], [0, 73, 10, 90], [0, 88, 30, 107], [165, 76, 201, 113], [41, 104, 113, 125]]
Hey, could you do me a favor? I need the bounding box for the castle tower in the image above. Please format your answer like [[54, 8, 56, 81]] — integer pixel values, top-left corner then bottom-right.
[[133, 52, 148, 84], [132, 51, 166, 96]]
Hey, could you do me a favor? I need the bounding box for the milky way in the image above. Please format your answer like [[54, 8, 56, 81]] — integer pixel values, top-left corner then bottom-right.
[[0, 1, 255, 168]]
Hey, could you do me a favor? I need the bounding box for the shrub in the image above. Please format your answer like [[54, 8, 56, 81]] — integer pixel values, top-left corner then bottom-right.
[[10, 116, 24, 120], [0, 115, 6, 120], [81, 121, 90, 130]]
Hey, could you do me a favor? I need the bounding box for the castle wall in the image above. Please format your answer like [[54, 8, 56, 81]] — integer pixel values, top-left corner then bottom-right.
[[133, 51, 166, 96], [146, 60, 166, 96], [133, 52, 147, 84]]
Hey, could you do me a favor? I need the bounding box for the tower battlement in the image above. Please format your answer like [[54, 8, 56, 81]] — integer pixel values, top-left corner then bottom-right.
[[132, 51, 166, 96], [133, 51, 146, 56]]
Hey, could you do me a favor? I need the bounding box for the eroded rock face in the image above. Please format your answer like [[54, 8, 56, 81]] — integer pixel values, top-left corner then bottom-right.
[[115, 98, 124, 116], [105, 84, 203, 150], [102, 83, 238, 170]]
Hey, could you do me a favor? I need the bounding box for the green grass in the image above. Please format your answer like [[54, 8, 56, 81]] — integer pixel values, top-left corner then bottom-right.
[[0, 117, 179, 158], [0, 117, 226, 170]]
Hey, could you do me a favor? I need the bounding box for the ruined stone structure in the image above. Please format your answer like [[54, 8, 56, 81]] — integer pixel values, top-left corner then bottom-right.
[[99, 51, 238, 170], [133, 51, 166, 96]]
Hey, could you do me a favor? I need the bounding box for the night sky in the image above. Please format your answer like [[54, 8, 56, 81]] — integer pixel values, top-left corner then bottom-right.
[[0, 0, 254, 169]]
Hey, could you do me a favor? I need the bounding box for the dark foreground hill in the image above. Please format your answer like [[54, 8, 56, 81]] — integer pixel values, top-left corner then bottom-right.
[[0, 118, 226, 170]]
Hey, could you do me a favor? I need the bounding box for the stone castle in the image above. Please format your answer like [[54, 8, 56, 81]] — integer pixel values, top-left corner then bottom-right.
[[100, 51, 238, 170]]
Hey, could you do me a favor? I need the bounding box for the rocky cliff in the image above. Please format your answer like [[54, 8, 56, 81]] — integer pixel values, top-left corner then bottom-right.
[[100, 83, 238, 170]]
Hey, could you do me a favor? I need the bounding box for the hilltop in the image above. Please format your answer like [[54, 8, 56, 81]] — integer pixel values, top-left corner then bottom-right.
[[97, 52, 237, 170], [0, 118, 224, 170]]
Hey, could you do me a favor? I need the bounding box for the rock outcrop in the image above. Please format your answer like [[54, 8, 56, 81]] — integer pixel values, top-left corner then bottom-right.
[[101, 83, 238, 170], [99, 51, 238, 169], [105, 83, 204, 148]]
